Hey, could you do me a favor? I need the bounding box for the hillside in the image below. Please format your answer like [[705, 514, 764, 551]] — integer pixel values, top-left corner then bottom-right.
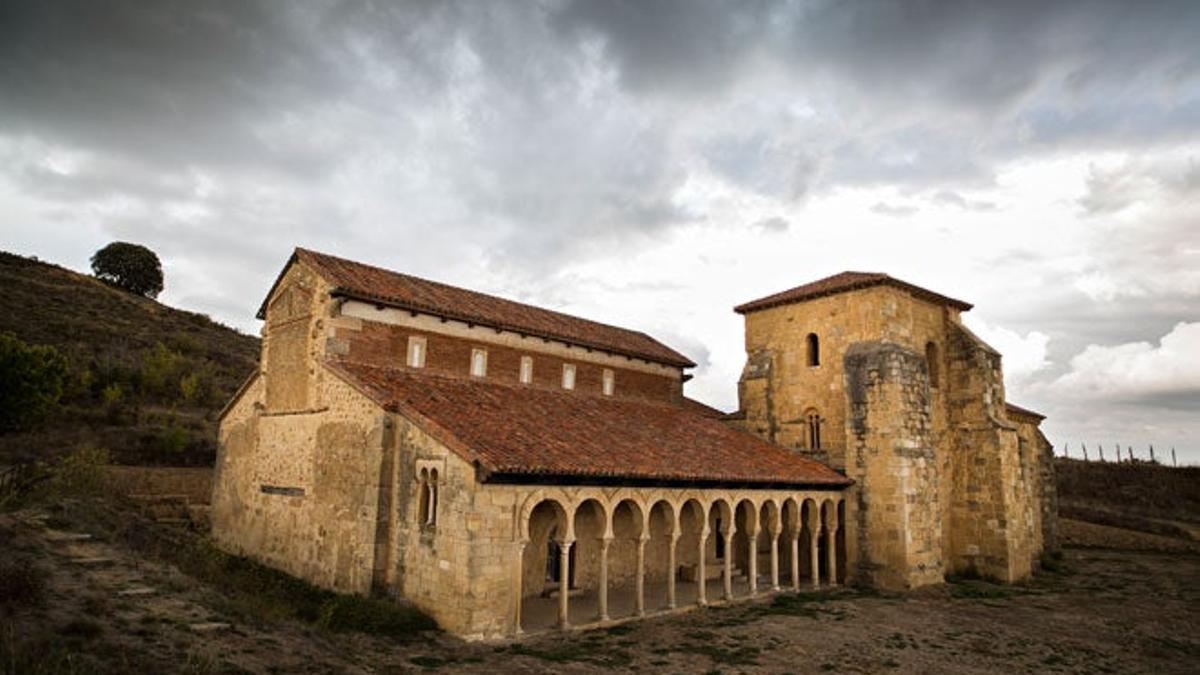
[[0, 250, 259, 465]]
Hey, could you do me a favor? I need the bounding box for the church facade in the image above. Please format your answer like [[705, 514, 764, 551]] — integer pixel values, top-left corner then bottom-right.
[[212, 249, 1056, 640]]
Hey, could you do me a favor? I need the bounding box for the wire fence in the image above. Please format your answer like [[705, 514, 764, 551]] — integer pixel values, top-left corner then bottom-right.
[[1057, 443, 1186, 467]]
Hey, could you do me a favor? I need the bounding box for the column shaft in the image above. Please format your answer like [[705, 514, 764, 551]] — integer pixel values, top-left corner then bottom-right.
[[598, 538, 611, 621], [747, 528, 759, 595], [635, 537, 647, 616], [770, 533, 780, 591], [810, 530, 820, 589], [558, 540, 573, 628], [723, 534, 735, 600], [513, 541, 526, 636], [667, 535, 678, 609], [697, 533, 708, 606]]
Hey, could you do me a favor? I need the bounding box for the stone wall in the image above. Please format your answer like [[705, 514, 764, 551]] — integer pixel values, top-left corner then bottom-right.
[[843, 341, 943, 590], [734, 284, 1052, 587], [327, 313, 681, 404], [104, 466, 214, 504]]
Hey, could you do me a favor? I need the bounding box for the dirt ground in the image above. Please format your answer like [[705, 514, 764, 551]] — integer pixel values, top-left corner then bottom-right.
[[3, 510, 1198, 675]]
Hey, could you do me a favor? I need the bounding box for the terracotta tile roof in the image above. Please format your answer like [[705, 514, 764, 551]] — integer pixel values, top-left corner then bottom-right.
[[327, 361, 851, 489], [734, 271, 973, 314], [1005, 402, 1046, 421], [682, 397, 727, 419], [259, 248, 694, 368]]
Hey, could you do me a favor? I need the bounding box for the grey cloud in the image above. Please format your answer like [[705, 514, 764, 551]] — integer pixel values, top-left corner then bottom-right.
[[754, 216, 790, 233], [932, 190, 997, 212], [870, 202, 918, 218]]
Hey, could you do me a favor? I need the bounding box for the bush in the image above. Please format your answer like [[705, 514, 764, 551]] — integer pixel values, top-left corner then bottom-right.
[[0, 560, 47, 608], [48, 445, 111, 497], [90, 241, 163, 298], [0, 333, 68, 433]]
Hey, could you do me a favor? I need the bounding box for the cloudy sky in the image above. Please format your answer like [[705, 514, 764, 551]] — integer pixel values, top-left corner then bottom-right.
[[2, 1, 1198, 462]]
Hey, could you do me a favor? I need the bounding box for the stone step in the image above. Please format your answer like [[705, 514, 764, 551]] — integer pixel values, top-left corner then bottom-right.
[[45, 531, 93, 543], [129, 493, 189, 504], [189, 622, 231, 633], [116, 586, 157, 597], [68, 556, 115, 567]]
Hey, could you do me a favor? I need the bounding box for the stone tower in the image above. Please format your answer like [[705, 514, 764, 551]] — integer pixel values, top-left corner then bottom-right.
[[728, 272, 1053, 589]]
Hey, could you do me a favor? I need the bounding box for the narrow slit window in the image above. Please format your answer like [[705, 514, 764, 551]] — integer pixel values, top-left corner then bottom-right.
[[519, 355, 533, 384], [925, 341, 940, 388], [602, 368, 614, 396], [470, 348, 487, 377], [407, 336, 426, 368], [806, 410, 822, 449], [562, 363, 576, 390]]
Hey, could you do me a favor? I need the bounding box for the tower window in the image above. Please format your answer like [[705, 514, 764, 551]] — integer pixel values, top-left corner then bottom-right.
[[519, 355, 533, 384], [417, 467, 438, 528], [407, 336, 427, 368], [806, 410, 822, 449], [470, 348, 487, 377], [925, 341, 940, 388], [602, 368, 614, 396], [806, 333, 820, 367], [562, 363, 576, 390]]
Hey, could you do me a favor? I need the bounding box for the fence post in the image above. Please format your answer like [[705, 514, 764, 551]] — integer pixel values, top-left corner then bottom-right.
[[1172, 447, 1177, 467], [1082, 443, 1089, 461], [1150, 445, 1155, 463], [1099, 444, 1105, 462]]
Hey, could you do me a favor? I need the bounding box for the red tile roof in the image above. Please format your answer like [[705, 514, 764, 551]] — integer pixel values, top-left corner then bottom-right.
[[682, 397, 727, 419], [734, 271, 973, 314], [327, 361, 851, 489], [1005, 402, 1046, 421], [260, 248, 694, 368]]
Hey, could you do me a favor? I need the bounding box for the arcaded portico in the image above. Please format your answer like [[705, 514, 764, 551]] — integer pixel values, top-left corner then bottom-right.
[[513, 488, 845, 633], [213, 249, 1055, 640]]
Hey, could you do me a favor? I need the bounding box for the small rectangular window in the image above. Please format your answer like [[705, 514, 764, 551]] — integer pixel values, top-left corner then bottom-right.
[[470, 348, 487, 377], [562, 363, 576, 390], [407, 336, 426, 368], [602, 368, 614, 396], [519, 356, 533, 384]]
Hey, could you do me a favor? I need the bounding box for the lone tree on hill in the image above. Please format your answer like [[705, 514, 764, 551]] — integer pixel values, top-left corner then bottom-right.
[[91, 241, 164, 298], [0, 333, 68, 433]]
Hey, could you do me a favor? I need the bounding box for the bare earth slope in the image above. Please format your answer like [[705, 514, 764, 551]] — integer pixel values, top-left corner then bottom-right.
[[3, 503, 1198, 674]]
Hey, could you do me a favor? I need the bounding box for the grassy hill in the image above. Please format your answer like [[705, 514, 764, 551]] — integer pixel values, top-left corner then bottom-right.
[[0, 250, 259, 466]]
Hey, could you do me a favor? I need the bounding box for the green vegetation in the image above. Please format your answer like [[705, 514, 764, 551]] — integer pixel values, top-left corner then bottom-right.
[[0, 333, 67, 433], [0, 250, 258, 466], [90, 241, 164, 299]]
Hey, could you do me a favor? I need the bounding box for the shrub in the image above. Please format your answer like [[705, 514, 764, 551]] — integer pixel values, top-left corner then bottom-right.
[[0, 333, 68, 433], [90, 241, 163, 298], [48, 444, 111, 497], [0, 560, 47, 608]]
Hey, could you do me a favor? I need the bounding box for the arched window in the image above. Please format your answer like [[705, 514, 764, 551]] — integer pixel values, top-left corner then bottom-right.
[[417, 468, 438, 528], [806, 333, 820, 367], [417, 468, 430, 525], [925, 341, 940, 388], [806, 409, 822, 449]]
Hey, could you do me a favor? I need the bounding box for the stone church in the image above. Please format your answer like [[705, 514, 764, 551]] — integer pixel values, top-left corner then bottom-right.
[[212, 248, 1057, 640]]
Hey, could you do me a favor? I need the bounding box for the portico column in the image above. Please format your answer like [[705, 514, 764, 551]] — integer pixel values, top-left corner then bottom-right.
[[770, 529, 781, 591], [696, 529, 709, 606], [826, 525, 839, 587], [598, 536, 612, 621], [558, 539, 574, 629], [790, 533, 801, 591], [747, 525, 759, 596], [723, 531, 735, 600], [513, 540, 527, 636], [667, 533, 679, 609], [809, 528, 820, 589], [635, 535, 648, 616]]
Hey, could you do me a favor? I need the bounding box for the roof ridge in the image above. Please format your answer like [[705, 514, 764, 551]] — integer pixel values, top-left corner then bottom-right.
[[734, 270, 972, 314], [266, 247, 696, 367]]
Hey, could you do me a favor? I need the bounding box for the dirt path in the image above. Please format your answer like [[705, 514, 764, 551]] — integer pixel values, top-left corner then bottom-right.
[[4, 509, 1199, 674]]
